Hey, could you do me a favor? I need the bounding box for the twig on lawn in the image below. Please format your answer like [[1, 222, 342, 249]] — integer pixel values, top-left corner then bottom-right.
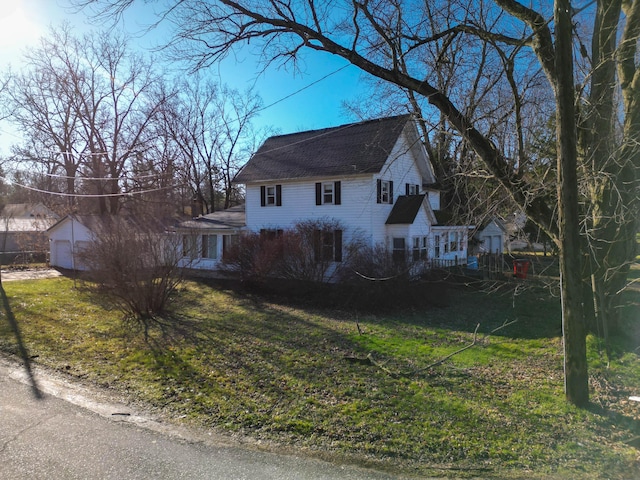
[[408, 319, 518, 376], [357, 319, 518, 378], [417, 323, 481, 372], [366, 353, 399, 378]]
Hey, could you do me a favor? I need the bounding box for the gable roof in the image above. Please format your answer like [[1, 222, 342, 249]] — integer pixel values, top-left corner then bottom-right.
[[233, 115, 413, 183], [0, 203, 59, 233], [385, 195, 426, 224], [1, 203, 58, 219]]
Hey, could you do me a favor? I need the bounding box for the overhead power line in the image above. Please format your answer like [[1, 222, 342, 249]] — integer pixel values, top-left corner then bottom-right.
[[3, 176, 183, 198]]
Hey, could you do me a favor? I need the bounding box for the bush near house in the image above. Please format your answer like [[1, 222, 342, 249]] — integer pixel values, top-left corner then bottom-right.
[[222, 218, 347, 283]]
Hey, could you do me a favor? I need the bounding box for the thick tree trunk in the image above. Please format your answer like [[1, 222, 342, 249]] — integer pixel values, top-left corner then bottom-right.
[[584, 0, 640, 340], [555, 0, 589, 407]]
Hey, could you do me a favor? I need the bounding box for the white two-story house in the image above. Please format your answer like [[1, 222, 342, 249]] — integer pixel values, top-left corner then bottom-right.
[[227, 114, 469, 268]]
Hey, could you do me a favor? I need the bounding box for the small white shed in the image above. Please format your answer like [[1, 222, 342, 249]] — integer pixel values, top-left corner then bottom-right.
[[475, 218, 507, 254], [46, 215, 96, 270]]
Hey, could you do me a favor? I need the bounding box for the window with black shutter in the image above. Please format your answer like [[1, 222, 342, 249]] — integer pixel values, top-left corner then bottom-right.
[[316, 181, 341, 205], [261, 184, 282, 206]]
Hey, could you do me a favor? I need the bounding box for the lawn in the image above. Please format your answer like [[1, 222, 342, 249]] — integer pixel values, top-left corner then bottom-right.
[[0, 272, 638, 479]]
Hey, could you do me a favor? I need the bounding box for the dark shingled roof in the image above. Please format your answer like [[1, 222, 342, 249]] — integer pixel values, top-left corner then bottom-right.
[[433, 209, 456, 226], [233, 115, 411, 183], [385, 195, 426, 224], [177, 205, 245, 231]]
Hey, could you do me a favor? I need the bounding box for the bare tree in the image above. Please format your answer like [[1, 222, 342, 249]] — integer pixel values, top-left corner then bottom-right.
[[3, 25, 170, 214], [161, 76, 262, 213]]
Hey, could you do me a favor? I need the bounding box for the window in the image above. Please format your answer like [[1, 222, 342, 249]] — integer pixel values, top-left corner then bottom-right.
[[434, 234, 441, 258], [406, 183, 420, 195], [202, 235, 218, 259], [412, 236, 428, 261], [392, 237, 406, 262], [260, 228, 284, 241], [313, 229, 343, 262], [443, 232, 449, 254], [266, 186, 276, 205], [182, 235, 197, 258], [377, 179, 393, 204], [316, 181, 341, 205], [450, 231, 458, 252], [222, 234, 237, 257], [260, 184, 282, 206]]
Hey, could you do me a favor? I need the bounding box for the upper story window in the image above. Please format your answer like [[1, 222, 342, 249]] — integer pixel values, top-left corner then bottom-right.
[[377, 179, 393, 204], [260, 185, 282, 207], [406, 183, 420, 195], [316, 181, 342, 205]]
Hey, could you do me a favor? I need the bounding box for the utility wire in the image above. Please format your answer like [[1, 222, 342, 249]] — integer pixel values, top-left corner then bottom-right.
[[44, 171, 172, 181], [3, 176, 183, 198]]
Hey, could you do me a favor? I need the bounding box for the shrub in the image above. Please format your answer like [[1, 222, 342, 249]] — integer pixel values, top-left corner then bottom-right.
[[222, 218, 347, 283], [76, 216, 184, 323]]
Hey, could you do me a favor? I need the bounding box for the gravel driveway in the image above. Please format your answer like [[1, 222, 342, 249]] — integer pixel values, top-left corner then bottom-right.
[[0, 268, 63, 282]]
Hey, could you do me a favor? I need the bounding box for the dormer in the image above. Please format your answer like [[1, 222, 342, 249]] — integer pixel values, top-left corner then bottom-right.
[[426, 188, 441, 211]]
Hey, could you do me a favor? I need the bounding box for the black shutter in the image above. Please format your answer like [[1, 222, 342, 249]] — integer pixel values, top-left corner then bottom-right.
[[415, 184, 420, 194], [334, 230, 343, 262], [334, 181, 341, 205], [276, 184, 282, 206], [389, 181, 394, 203], [316, 182, 322, 205], [260, 186, 266, 206], [405, 183, 410, 195], [376, 179, 382, 203], [313, 229, 322, 262]]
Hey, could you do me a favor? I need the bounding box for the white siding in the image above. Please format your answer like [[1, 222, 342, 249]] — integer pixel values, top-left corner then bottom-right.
[[47, 218, 94, 270], [477, 221, 505, 254], [245, 175, 379, 245], [52, 240, 72, 269], [427, 190, 441, 211]]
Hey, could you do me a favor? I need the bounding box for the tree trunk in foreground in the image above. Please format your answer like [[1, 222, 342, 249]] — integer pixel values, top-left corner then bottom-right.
[[555, 0, 589, 407]]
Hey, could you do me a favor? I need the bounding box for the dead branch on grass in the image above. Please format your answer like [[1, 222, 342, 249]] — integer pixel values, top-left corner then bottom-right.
[[357, 319, 518, 378]]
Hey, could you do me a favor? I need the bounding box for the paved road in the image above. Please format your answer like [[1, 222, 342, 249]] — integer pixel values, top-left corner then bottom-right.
[[0, 359, 406, 480]]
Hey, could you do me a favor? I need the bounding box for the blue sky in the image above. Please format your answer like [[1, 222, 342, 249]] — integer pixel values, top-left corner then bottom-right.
[[0, 0, 366, 155]]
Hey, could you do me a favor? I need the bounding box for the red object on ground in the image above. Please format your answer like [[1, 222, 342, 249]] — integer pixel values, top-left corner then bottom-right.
[[513, 259, 530, 279]]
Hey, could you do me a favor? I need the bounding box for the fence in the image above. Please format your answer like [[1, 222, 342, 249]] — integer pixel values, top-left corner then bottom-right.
[[428, 257, 466, 269], [0, 250, 48, 266]]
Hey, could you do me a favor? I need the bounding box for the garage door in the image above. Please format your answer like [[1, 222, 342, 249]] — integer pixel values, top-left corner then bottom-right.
[[53, 240, 73, 269]]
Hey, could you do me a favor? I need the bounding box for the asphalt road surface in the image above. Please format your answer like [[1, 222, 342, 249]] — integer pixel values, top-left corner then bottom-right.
[[0, 358, 406, 480]]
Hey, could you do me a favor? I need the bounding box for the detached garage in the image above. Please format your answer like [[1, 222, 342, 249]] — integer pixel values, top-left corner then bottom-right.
[[473, 218, 507, 254], [46, 215, 97, 271]]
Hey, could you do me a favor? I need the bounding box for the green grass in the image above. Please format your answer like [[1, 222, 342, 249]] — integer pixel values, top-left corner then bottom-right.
[[0, 276, 638, 479]]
